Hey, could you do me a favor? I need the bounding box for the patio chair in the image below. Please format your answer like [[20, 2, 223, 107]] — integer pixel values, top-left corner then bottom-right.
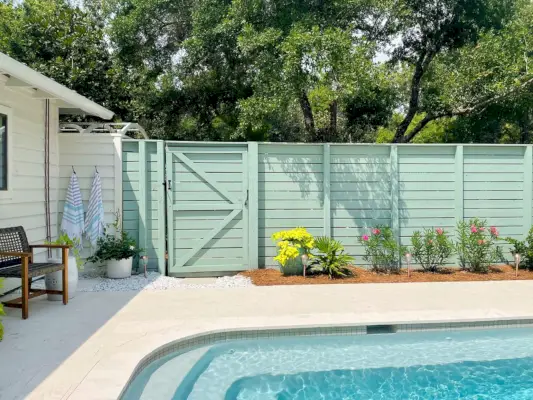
[[0, 226, 69, 319]]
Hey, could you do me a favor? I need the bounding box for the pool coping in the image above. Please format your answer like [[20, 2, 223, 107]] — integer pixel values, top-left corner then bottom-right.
[[119, 316, 533, 399]]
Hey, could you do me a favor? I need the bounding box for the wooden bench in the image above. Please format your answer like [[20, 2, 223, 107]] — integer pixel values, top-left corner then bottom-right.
[[0, 226, 69, 319]]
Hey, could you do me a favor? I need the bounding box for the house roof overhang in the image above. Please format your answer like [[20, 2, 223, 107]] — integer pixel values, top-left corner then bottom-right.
[[0, 52, 114, 120]]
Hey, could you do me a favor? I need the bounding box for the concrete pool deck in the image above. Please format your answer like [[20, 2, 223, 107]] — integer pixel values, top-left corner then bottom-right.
[[2, 280, 533, 399]]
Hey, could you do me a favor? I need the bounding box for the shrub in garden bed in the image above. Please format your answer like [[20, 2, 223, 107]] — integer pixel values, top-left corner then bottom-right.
[[455, 218, 503, 273], [410, 228, 454, 272], [360, 226, 406, 274], [308, 236, 354, 279], [271, 227, 314, 275], [505, 226, 533, 270]]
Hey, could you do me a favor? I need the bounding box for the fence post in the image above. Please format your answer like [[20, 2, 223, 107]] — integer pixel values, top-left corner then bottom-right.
[[138, 141, 148, 265], [112, 134, 123, 220], [454, 145, 464, 229], [156, 141, 166, 274], [390, 145, 399, 262], [248, 142, 259, 269], [323, 144, 331, 237], [524, 146, 532, 238]]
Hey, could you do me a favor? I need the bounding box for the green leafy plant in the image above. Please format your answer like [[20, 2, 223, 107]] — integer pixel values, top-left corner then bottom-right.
[[0, 278, 4, 341], [455, 218, 502, 273], [503, 226, 533, 270], [308, 237, 354, 279], [87, 230, 142, 264], [271, 227, 314, 270], [47, 233, 83, 270], [359, 226, 406, 274], [410, 228, 454, 272]]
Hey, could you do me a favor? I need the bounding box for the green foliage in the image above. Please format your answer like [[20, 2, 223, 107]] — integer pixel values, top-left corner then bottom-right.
[[410, 228, 454, 272], [2, 0, 533, 143], [359, 226, 406, 274], [455, 218, 502, 273], [87, 230, 142, 263], [271, 227, 314, 268], [0, 0, 128, 114], [0, 278, 4, 341], [308, 237, 354, 279], [46, 233, 83, 269], [504, 226, 533, 270]]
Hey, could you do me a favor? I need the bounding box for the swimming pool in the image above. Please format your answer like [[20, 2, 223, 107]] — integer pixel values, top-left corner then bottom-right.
[[123, 327, 533, 399]]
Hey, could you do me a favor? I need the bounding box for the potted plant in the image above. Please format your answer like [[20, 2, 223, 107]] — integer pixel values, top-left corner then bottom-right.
[[45, 233, 82, 300], [271, 227, 315, 275], [87, 230, 142, 279]]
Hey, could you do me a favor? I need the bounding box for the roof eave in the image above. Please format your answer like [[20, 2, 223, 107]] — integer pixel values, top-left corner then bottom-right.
[[0, 52, 114, 120]]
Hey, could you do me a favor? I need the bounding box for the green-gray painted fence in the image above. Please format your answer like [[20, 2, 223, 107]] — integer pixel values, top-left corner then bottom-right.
[[122, 141, 533, 275]]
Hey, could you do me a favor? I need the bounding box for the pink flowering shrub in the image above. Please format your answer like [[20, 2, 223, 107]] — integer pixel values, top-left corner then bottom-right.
[[410, 228, 454, 272], [359, 226, 406, 274], [456, 218, 502, 273]]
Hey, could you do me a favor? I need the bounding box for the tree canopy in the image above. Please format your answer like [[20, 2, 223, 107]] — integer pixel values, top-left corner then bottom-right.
[[1, 0, 533, 143]]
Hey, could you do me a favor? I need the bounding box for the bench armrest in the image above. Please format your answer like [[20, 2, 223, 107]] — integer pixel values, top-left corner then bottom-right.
[[29, 244, 71, 249], [0, 251, 32, 257]]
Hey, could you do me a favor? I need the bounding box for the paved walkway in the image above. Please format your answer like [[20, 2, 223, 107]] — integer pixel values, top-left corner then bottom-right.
[[2, 280, 533, 399]]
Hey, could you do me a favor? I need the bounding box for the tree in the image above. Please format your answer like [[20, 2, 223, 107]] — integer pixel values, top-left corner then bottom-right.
[[390, 0, 523, 143], [0, 0, 130, 115]]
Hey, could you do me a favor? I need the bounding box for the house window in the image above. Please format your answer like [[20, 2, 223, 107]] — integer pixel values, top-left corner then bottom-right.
[[0, 113, 6, 190]]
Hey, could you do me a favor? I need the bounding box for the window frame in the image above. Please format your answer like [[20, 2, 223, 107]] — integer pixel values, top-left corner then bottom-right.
[[0, 104, 13, 199]]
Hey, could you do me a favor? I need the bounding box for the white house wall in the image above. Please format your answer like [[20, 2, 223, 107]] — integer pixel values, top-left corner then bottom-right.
[[0, 81, 60, 293], [58, 134, 121, 260]]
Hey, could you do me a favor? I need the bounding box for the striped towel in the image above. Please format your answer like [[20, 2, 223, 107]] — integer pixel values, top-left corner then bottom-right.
[[61, 172, 85, 248], [85, 170, 105, 247]]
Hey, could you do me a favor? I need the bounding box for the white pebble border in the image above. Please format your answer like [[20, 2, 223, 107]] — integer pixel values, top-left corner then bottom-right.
[[78, 272, 253, 292], [11, 273, 253, 294]]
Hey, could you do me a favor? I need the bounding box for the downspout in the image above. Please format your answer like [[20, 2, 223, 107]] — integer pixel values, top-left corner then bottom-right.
[[44, 99, 51, 257]]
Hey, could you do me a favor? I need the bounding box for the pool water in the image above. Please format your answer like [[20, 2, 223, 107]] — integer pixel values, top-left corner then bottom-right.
[[123, 327, 533, 399]]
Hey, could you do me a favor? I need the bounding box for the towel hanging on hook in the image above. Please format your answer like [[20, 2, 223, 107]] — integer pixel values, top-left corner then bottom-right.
[[72, 166, 76, 174], [95, 165, 98, 173]]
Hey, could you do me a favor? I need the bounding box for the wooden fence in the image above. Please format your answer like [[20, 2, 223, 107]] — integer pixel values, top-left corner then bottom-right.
[[122, 141, 532, 275]]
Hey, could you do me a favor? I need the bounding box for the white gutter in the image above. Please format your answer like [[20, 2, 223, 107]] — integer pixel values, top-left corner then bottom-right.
[[0, 52, 114, 120]]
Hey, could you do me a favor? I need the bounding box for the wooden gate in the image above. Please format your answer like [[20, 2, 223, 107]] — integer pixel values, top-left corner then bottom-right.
[[166, 143, 249, 275]]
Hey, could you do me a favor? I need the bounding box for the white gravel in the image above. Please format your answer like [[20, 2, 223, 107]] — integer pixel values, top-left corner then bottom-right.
[[77, 272, 253, 292]]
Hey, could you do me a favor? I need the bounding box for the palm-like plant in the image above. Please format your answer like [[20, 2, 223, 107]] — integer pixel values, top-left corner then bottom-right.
[[309, 237, 354, 279]]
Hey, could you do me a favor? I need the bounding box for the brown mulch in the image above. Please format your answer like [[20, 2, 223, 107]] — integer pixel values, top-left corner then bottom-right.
[[240, 265, 533, 286]]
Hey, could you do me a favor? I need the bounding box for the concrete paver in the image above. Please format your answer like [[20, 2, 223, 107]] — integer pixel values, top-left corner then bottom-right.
[[2, 281, 533, 399]]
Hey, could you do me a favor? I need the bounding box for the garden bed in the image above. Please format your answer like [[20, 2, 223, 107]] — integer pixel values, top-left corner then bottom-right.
[[241, 265, 533, 286]]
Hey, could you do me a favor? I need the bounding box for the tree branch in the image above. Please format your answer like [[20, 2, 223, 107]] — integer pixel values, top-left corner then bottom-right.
[[393, 47, 436, 143], [402, 76, 533, 143]]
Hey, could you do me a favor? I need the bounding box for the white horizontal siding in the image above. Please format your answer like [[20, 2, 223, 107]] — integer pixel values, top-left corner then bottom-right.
[[0, 84, 60, 293], [58, 134, 118, 260]]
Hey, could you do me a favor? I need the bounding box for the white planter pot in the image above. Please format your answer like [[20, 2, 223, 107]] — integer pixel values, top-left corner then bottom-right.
[[45, 256, 78, 301], [107, 258, 133, 279]]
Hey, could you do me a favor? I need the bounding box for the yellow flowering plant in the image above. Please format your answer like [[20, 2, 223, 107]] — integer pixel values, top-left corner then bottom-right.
[[271, 227, 315, 269]]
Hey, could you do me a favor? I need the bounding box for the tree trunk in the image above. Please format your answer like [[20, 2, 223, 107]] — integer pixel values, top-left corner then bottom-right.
[[299, 91, 315, 138], [329, 100, 337, 141], [393, 49, 435, 143]]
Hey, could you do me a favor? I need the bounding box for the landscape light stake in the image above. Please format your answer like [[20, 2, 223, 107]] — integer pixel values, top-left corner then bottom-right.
[[514, 253, 521, 278], [142, 256, 148, 278], [405, 253, 412, 278], [301, 253, 309, 278]]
